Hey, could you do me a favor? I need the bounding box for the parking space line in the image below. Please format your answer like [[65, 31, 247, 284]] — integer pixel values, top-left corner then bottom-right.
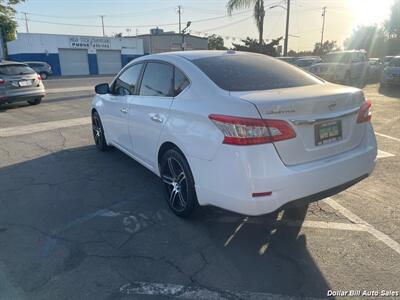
[[211, 216, 366, 232], [120, 281, 324, 300], [46, 86, 94, 94], [324, 198, 400, 256], [0, 117, 91, 137], [377, 150, 395, 158], [375, 132, 400, 142]]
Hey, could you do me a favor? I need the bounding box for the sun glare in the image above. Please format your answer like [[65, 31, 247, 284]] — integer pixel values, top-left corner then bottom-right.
[[349, 0, 393, 26]]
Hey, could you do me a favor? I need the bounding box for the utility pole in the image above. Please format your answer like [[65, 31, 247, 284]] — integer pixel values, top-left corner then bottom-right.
[[321, 7, 327, 45], [0, 24, 5, 60], [100, 15, 105, 37], [23, 12, 29, 33], [177, 5, 182, 34], [283, 0, 290, 56]]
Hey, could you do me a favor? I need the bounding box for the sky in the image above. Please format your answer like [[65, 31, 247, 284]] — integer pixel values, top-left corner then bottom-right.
[[13, 0, 395, 51]]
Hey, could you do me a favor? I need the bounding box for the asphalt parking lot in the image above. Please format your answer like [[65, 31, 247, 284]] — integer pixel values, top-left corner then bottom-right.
[[0, 77, 399, 300]]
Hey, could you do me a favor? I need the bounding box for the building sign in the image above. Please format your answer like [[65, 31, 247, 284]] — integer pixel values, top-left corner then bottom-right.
[[70, 37, 111, 49]]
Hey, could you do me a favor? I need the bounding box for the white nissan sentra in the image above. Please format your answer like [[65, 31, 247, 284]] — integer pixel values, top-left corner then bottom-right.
[[91, 50, 377, 217]]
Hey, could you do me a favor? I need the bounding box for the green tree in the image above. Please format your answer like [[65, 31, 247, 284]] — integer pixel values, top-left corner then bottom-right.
[[384, 0, 400, 39], [344, 25, 386, 57], [208, 34, 227, 50], [232, 36, 282, 56], [227, 0, 265, 46], [313, 40, 338, 56], [0, 0, 26, 42]]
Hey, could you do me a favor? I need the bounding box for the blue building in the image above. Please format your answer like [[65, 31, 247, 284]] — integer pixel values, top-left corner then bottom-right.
[[7, 33, 144, 76]]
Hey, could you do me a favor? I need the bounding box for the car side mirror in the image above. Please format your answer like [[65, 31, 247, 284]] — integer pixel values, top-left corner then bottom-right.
[[95, 83, 110, 94]]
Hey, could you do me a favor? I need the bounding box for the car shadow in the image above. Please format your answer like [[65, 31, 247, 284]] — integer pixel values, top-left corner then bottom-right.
[[0, 145, 331, 299], [0, 94, 94, 112]]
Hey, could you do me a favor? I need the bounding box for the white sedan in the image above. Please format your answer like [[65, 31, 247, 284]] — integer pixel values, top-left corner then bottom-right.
[[91, 50, 377, 217]]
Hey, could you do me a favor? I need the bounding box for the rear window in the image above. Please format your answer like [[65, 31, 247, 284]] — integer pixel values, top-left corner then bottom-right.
[[294, 60, 314, 67], [192, 55, 321, 92], [389, 58, 400, 67], [0, 65, 35, 75]]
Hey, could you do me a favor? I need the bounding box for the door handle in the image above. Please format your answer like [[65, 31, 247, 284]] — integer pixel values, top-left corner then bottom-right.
[[150, 115, 163, 123], [121, 108, 128, 114]]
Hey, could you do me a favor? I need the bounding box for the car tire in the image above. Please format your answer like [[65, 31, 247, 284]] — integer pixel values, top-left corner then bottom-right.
[[92, 111, 112, 151], [39, 72, 48, 80], [27, 98, 42, 105], [160, 149, 198, 218]]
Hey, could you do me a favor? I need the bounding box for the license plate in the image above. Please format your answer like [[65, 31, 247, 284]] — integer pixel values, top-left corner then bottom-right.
[[19, 80, 32, 87], [315, 120, 342, 146]]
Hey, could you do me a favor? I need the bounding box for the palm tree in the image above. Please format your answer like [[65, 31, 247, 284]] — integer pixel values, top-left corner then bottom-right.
[[227, 0, 265, 46]]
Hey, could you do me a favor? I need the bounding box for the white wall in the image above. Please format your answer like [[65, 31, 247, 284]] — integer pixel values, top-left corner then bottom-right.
[[7, 33, 144, 55]]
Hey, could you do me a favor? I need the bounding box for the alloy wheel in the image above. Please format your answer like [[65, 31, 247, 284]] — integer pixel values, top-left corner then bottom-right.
[[92, 115, 102, 146], [162, 157, 188, 213]]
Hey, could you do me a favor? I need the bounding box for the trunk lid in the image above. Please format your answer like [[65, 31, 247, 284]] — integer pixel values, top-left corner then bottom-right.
[[231, 84, 367, 165]]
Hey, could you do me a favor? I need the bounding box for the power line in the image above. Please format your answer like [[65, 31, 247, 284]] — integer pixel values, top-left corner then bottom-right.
[[198, 15, 253, 33], [17, 7, 177, 19], [14, 10, 253, 30]]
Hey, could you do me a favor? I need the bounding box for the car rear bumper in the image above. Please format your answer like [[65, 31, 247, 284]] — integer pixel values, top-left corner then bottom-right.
[[188, 124, 377, 216], [1, 92, 45, 104]]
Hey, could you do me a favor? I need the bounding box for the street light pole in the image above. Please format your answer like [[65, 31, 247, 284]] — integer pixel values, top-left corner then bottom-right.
[[181, 21, 191, 51], [283, 0, 290, 56]]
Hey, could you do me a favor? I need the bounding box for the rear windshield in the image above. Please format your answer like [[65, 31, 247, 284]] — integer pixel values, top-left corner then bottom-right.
[[192, 55, 321, 92], [294, 60, 315, 67], [0, 64, 35, 75]]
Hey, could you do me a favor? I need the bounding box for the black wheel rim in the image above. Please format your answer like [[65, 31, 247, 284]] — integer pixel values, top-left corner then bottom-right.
[[162, 157, 188, 212], [92, 115, 102, 146]]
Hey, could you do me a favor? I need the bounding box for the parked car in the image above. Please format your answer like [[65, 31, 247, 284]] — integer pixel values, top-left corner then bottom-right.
[[91, 51, 377, 217], [381, 56, 395, 66], [309, 50, 369, 86], [368, 58, 382, 79], [276, 56, 297, 64], [380, 56, 400, 88], [24, 61, 52, 80], [0, 61, 45, 106], [293, 57, 322, 71]]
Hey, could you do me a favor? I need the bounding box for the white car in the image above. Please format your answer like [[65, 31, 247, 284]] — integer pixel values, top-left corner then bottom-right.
[[91, 51, 377, 217], [310, 50, 369, 85]]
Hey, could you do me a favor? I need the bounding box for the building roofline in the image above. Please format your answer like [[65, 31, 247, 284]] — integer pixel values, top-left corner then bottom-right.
[[135, 33, 208, 40], [15, 32, 141, 40]]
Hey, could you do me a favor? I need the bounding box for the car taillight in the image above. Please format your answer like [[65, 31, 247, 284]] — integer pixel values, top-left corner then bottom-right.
[[37, 73, 42, 81], [357, 99, 372, 123], [209, 114, 296, 145], [0, 79, 4, 85]]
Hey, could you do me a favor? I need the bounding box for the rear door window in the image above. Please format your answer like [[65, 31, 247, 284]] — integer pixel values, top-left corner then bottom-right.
[[139, 62, 174, 97], [192, 54, 321, 92], [0, 65, 35, 75]]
